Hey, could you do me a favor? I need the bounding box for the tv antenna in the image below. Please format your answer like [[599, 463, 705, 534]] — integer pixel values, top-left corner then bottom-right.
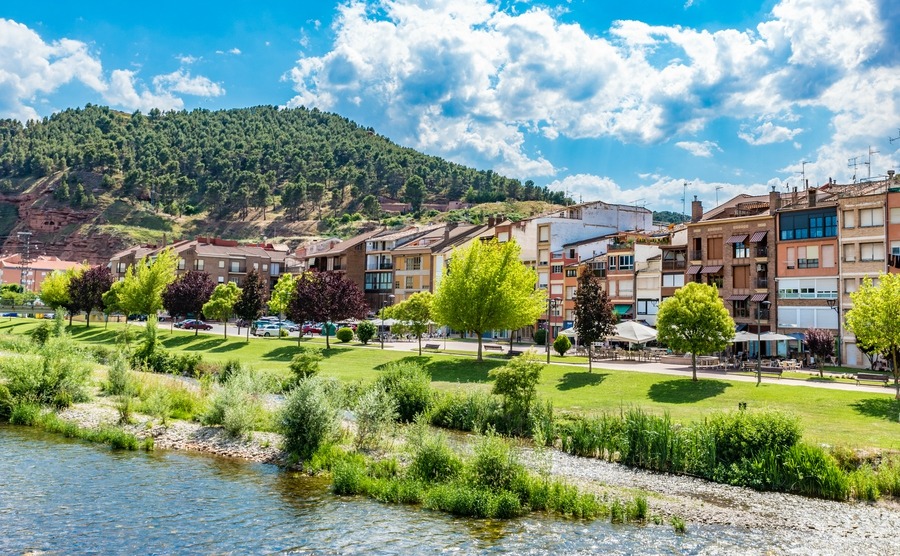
[[682, 181, 690, 222], [866, 146, 879, 181], [848, 156, 860, 183], [16, 231, 34, 292], [798, 161, 810, 189], [715, 185, 723, 206], [890, 129, 900, 144]]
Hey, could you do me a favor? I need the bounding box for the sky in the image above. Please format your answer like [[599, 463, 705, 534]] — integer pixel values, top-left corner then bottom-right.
[[2, 0, 899, 215]]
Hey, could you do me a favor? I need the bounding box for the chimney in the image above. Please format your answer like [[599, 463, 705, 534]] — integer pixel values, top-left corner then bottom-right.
[[807, 187, 817, 207], [792, 186, 798, 205], [691, 195, 703, 223], [769, 189, 781, 214], [889, 169, 896, 182]]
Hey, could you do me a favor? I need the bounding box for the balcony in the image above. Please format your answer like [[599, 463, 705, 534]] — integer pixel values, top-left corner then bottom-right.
[[756, 309, 771, 321], [661, 260, 686, 271], [733, 308, 750, 318], [756, 277, 768, 289], [755, 246, 768, 258], [690, 250, 703, 260]]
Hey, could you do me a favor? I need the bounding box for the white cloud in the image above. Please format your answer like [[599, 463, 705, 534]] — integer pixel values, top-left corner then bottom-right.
[[105, 69, 183, 112], [177, 54, 200, 64], [675, 140, 721, 157], [738, 121, 802, 145], [153, 70, 225, 97]]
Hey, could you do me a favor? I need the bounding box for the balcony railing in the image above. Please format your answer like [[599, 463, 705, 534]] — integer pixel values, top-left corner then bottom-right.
[[661, 260, 686, 270], [755, 246, 768, 258], [756, 309, 771, 320], [690, 250, 703, 260], [756, 277, 768, 289], [733, 308, 749, 318]]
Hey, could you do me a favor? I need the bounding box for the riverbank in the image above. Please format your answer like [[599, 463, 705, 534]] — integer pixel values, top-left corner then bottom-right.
[[53, 399, 900, 553]]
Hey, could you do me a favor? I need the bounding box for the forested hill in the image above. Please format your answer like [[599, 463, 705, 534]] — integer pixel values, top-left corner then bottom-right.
[[0, 104, 565, 218]]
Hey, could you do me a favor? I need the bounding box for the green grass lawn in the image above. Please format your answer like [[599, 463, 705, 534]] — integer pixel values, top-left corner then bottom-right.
[[4, 318, 900, 450]]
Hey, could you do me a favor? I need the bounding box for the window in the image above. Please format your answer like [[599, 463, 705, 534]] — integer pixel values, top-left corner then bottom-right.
[[230, 261, 241, 273], [253, 262, 259, 270], [617, 255, 634, 270], [733, 242, 749, 258], [565, 269, 577, 277], [844, 279, 857, 293], [262, 264, 268, 271], [568, 249, 576, 259], [707, 237, 723, 259], [607, 256, 616, 270], [218, 260, 225, 269], [892, 241, 900, 256], [566, 286, 576, 300], [116, 262, 127, 273], [797, 245, 819, 269], [843, 210, 855, 228], [636, 276, 657, 290], [637, 300, 658, 315], [822, 245, 835, 268], [860, 242, 885, 261], [551, 264, 563, 274], [194, 259, 204, 271], [662, 274, 684, 288], [891, 208, 900, 224], [498, 231, 509, 242], [778, 278, 838, 299], [843, 244, 856, 262], [538, 272, 548, 289], [538, 225, 550, 242], [406, 256, 422, 270], [786, 247, 795, 269], [732, 299, 749, 318], [177, 258, 185, 270], [619, 280, 633, 295], [405, 276, 413, 289], [539, 249, 549, 266], [364, 272, 393, 291], [217, 276, 224, 283], [551, 284, 563, 295], [859, 208, 884, 227], [733, 265, 750, 289], [779, 208, 838, 239], [607, 281, 617, 296]]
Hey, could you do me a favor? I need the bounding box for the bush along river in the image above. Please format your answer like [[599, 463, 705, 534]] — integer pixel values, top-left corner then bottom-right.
[[2, 425, 898, 555]]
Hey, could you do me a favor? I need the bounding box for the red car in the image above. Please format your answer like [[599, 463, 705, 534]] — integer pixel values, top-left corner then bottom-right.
[[302, 323, 323, 334], [176, 319, 213, 331]]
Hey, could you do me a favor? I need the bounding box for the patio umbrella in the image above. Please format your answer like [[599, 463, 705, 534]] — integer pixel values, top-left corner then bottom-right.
[[759, 331, 797, 342], [559, 327, 577, 337], [608, 320, 657, 345], [730, 331, 759, 343]]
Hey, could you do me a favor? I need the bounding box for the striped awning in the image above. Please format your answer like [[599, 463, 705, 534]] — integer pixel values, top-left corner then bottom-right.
[[727, 294, 750, 301], [700, 265, 723, 274], [749, 231, 768, 243], [725, 234, 748, 244], [750, 293, 769, 302], [686, 265, 702, 275]]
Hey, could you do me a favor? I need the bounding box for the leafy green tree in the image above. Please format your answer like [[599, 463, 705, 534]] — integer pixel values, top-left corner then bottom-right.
[[356, 320, 377, 344], [267, 273, 297, 319], [553, 334, 572, 357], [67, 265, 113, 328], [804, 328, 835, 378], [846, 274, 900, 399], [404, 175, 425, 213], [39, 269, 75, 311], [119, 249, 178, 318], [234, 269, 267, 341], [162, 271, 215, 335], [574, 267, 617, 373], [307, 182, 326, 216], [202, 282, 242, 339], [384, 291, 433, 355], [488, 351, 544, 435], [432, 239, 545, 361], [101, 280, 124, 328], [656, 282, 735, 382]]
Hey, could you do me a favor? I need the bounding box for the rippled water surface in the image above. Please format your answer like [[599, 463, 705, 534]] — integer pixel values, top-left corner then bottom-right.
[[0, 425, 781, 554]]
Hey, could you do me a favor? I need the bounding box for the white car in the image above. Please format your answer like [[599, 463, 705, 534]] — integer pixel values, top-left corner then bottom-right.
[[253, 324, 283, 337]]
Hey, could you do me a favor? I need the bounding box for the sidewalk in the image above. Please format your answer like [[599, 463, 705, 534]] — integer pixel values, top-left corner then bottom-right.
[[381, 337, 895, 396]]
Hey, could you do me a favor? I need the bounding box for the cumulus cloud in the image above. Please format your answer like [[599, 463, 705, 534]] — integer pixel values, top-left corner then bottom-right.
[[0, 19, 224, 120], [216, 48, 242, 55], [675, 140, 722, 157], [284, 0, 898, 185]]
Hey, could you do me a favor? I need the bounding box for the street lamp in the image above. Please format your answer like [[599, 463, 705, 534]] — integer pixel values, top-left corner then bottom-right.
[[380, 294, 395, 350], [756, 300, 771, 386], [826, 297, 841, 366], [546, 297, 561, 363]]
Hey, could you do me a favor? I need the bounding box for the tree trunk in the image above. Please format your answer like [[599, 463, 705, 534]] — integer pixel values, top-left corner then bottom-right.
[[195, 326, 199, 336], [224, 322, 228, 340], [691, 353, 698, 382], [85, 312, 90, 328], [246, 326, 250, 342], [104, 314, 109, 329], [418, 334, 422, 356], [325, 324, 331, 349], [476, 333, 483, 362], [588, 345, 593, 373]]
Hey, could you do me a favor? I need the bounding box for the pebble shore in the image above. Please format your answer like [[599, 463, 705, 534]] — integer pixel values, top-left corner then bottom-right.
[[57, 401, 900, 554]]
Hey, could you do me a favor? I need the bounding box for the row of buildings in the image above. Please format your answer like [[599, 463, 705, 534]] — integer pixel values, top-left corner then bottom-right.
[[85, 175, 900, 368]]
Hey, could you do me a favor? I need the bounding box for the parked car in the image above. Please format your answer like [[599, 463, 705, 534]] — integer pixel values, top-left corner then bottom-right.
[[302, 323, 323, 334], [175, 319, 212, 330], [279, 320, 300, 332], [1, 312, 18, 317], [253, 323, 283, 337], [127, 314, 148, 322]]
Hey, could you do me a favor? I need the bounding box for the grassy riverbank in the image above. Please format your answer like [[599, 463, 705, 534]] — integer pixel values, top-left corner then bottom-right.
[[2, 319, 899, 450]]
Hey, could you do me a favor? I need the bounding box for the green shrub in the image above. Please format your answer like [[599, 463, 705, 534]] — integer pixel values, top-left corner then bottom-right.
[[29, 322, 51, 346], [706, 409, 801, 467], [289, 348, 323, 382], [780, 443, 849, 500], [408, 429, 463, 482], [489, 352, 544, 435], [0, 383, 12, 421], [875, 455, 900, 497], [553, 334, 572, 357], [353, 385, 397, 450], [0, 333, 36, 352], [533, 328, 547, 346], [203, 369, 272, 437], [332, 458, 370, 495], [143, 388, 173, 425], [671, 515, 687, 534], [9, 402, 41, 425], [115, 395, 135, 425], [279, 375, 340, 460], [429, 389, 500, 432], [356, 321, 377, 344], [0, 336, 92, 408], [88, 345, 115, 364], [469, 433, 525, 491], [169, 352, 203, 376], [850, 465, 880, 501], [336, 327, 354, 343], [219, 359, 245, 383], [375, 361, 433, 422], [105, 353, 133, 396]]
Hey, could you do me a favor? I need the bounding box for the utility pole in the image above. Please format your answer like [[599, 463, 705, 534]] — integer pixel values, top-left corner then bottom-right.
[[16, 231, 33, 293]]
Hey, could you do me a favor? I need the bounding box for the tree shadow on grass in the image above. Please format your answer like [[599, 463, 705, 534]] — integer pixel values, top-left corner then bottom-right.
[[851, 398, 900, 423], [69, 328, 118, 343], [183, 338, 228, 352], [209, 341, 245, 353], [648, 379, 731, 404], [556, 372, 608, 391], [389, 355, 503, 383], [161, 335, 203, 348]]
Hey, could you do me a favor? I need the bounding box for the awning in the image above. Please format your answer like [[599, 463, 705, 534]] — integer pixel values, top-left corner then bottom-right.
[[735, 323, 748, 332], [614, 304, 633, 316], [788, 332, 805, 341], [749, 231, 768, 243], [686, 265, 702, 275], [725, 234, 748, 244], [700, 265, 723, 274], [750, 293, 769, 302], [726, 294, 750, 301]]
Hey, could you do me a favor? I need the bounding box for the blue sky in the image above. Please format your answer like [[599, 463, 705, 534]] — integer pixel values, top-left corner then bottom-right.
[[2, 0, 898, 214]]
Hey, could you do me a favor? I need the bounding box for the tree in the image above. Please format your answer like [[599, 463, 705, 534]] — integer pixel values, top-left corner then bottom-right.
[[101, 280, 124, 328], [40, 268, 82, 325], [846, 274, 900, 399], [162, 271, 215, 335], [656, 282, 735, 382], [804, 328, 835, 378], [307, 182, 326, 216], [119, 249, 178, 318], [553, 334, 572, 357], [356, 320, 377, 345], [234, 269, 267, 341], [573, 268, 617, 373], [384, 292, 433, 355], [488, 351, 544, 435], [286, 270, 368, 349], [267, 273, 298, 335], [404, 175, 425, 213], [432, 239, 545, 361], [202, 282, 242, 339], [68, 265, 113, 328]]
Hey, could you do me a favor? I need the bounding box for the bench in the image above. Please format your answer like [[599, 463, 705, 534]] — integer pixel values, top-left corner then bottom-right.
[[423, 343, 441, 350], [507, 350, 523, 357], [759, 367, 783, 378], [856, 372, 891, 386], [483, 344, 504, 352]]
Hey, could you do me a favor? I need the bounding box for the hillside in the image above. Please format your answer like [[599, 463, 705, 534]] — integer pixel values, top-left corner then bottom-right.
[[0, 105, 567, 262]]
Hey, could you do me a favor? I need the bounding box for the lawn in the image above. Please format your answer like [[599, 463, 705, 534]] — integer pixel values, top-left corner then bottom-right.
[[4, 318, 900, 450]]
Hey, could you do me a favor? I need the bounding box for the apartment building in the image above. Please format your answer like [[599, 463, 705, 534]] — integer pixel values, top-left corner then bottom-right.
[[0, 254, 84, 293], [660, 226, 688, 303], [363, 226, 440, 309], [887, 173, 900, 273], [305, 228, 383, 295]]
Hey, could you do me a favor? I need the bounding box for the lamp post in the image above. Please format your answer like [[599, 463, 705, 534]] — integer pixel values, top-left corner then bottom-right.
[[826, 297, 841, 366], [380, 294, 394, 350], [546, 297, 560, 363], [756, 300, 771, 386]]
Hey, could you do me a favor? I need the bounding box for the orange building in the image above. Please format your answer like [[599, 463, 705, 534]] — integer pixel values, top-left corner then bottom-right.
[[0, 254, 85, 293]]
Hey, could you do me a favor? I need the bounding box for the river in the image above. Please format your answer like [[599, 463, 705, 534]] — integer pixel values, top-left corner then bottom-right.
[[0, 425, 836, 554]]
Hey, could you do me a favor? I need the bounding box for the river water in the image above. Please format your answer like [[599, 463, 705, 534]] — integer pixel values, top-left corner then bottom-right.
[[0, 425, 788, 555]]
